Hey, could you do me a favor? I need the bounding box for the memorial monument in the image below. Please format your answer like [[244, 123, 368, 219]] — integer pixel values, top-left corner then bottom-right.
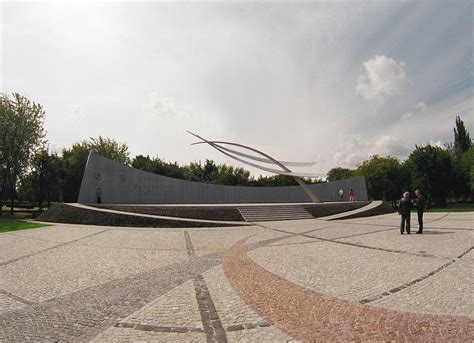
[[77, 134, 368, 204]]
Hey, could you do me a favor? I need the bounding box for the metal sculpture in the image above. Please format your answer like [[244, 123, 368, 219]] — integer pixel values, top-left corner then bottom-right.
[[187, 131, 322, 203]]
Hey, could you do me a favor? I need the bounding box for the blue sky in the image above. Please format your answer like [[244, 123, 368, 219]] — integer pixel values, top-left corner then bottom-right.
[[1, 1, 473, 175]]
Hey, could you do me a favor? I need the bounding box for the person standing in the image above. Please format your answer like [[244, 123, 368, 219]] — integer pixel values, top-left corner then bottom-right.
[[96, 187, 102, 204], [349, 189, 354, 201], [415, 189, 426, 234], [338, 188, 344, 201], [399, 191, 412, 234]]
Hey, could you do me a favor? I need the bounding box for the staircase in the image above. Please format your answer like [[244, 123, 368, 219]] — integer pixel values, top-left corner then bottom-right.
[[238, 205, 314, 222]]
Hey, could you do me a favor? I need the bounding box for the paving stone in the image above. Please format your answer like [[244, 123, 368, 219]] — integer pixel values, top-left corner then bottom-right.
[[249, 235, 449, 303], [91, 327, 207, 342], [0, 293, 26, 314], [224, 237, 473, 342], [120, 279, 203, 329], [0, 233, 59, 264], [0, 242, 189, 303], [0, 211, 471, 341], [372, 250, 474, 316]]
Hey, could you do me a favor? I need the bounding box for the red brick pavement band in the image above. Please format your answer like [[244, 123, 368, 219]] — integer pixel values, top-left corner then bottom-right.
[[223, 237, 474, 342]]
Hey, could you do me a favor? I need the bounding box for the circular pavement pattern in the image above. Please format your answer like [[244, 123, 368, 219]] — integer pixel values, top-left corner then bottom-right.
[[0, 211, 472, 342]]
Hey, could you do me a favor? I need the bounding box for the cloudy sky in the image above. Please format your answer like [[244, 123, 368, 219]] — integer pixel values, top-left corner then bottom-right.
[[1, 1, 473, 176]]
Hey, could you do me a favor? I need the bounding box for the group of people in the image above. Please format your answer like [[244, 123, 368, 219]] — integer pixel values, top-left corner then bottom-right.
[[398, 189, 426, 234], [338, 188, 355, 201]]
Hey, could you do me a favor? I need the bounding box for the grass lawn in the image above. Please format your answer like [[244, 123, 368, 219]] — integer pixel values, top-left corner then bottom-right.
[[427, 203, 474, 212], [0, 212, 50, 233]]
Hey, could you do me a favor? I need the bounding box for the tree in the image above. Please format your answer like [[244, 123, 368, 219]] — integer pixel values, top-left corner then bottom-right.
[[0, 96, 12, 214], [405, 145, 454, 207], [461, 146, 474, 198], [87, 136, 131, 165], [62, 136, 130, 202], [183, 159, 251, 185], [454, 115, 472, 157], [353, 155, 407, 204], [326, 167, 353, 181], [30, 149, 63, 210], [252, 174, 298, 187], [132, 155, 185, 179], [212, 164, 251, 186], [447, 116, 472, 201], [131, 155, 155, 173], [62, 143, 90, 203], [0, 93, 46, 215]]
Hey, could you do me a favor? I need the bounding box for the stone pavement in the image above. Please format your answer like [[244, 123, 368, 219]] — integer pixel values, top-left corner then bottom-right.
[[0, 211, 472, 342]]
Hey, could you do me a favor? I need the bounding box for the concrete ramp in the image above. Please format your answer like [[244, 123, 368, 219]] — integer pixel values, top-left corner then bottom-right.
[[319, 201, 384, 220]]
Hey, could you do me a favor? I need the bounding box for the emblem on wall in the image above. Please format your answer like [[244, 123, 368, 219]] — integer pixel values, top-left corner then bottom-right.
[[94, 173, 102, 182]]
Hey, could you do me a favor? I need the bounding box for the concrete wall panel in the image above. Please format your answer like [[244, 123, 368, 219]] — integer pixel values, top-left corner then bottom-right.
[[78, 152, 368, 204]]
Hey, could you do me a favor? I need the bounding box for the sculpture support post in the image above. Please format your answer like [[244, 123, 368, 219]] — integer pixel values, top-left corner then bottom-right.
[[292, 177, 321, 203]]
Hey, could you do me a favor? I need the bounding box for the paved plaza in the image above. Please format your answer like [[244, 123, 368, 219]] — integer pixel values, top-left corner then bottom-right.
[[0, 211, 472, 342]]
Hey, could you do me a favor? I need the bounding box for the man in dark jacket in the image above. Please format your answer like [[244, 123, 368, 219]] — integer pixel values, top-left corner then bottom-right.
[[399, 191, 412, 234], [415, 189, 426, 234]]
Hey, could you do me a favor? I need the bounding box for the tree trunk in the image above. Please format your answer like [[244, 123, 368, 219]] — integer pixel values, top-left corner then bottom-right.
[[0, 183, 4, 217], [9, 175, 16, 215], [47, 186, 51, 208], [0, 169, 8, 217], [10, 187, 14, 215]]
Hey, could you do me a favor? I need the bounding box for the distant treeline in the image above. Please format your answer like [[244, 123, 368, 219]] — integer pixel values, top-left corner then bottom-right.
[[1, 93, 472, 215], [326, 116, 473, 207], [13, 141, 325, 210]]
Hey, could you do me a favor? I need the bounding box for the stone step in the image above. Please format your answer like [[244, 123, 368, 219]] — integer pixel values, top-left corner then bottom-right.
[[238, 205, 314, 222]]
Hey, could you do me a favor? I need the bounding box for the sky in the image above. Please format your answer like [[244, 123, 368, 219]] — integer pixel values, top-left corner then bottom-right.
[[1, 1, 473, 176]]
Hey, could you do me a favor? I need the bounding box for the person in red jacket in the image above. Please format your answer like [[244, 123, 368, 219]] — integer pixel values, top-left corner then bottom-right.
[[349, 189, 354, 201]]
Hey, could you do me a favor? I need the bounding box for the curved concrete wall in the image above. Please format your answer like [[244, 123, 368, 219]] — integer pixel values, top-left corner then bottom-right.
[[78, 152, 368, 204]]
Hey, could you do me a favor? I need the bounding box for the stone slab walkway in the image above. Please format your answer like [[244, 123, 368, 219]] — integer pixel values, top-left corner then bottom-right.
[[0, 211, 472, 342]]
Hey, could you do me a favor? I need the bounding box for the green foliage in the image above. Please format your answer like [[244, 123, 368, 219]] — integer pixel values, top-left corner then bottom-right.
[[17, 149, 63, 210], [424, 202, 474, 212], [132, 155, 185, 179], [0, 93, 46, 215], [131, 156, 323, 187], [86, 136, 131, 165], [132, 156, 251, 186], [0, 216, 49, 233], [404, 145, 454, 207], [252, 174, 298, 186], [461, 146, 474, 194], [454, 115, 471, 156], [62, 143, 90, 202], [353, 155, 407, 202], [2, 94, 471, 209], [326, 167, 353, 181], [447, 116, 473, 201], [199, 161, 251, 186], [61, 137, 130, 202]]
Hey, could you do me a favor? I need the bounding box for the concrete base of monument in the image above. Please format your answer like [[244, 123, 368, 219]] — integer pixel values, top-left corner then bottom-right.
[[35, 201, 394, 227]]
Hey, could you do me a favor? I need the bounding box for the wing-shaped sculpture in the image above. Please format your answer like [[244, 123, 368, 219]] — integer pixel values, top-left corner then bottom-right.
[[187, 131, 322, 203], [192, 141, 317, 167]]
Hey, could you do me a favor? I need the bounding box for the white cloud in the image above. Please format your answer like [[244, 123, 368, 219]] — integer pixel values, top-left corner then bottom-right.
[[356, 55, 409, 100], [373, 135, 411, 156], [333, 134, 411, 168], [144, 94, 190, 119], [333, 152, 366, 167], [2, 2, 471, 177], [401, 101, 427, 120], [429, 140, 446, 149], [415, 102, 427, 112]]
